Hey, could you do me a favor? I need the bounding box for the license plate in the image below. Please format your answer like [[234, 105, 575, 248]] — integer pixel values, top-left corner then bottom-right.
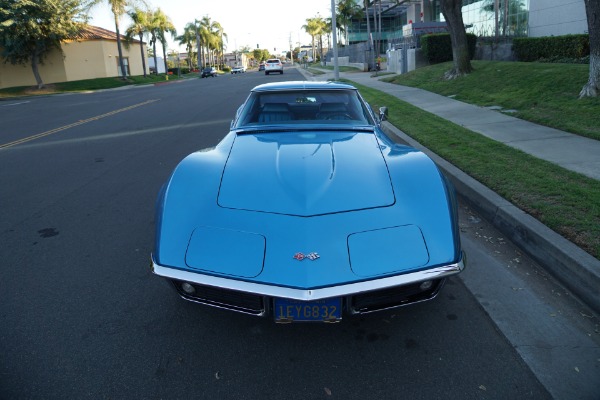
[[274, 297, 342, 323]]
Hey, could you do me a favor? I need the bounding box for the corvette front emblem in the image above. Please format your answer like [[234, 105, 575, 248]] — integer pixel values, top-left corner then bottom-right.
[[293, 252, 320, 261]]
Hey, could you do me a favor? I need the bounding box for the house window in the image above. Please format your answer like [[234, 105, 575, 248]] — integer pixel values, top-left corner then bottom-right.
[[116, 57, 130, 77]]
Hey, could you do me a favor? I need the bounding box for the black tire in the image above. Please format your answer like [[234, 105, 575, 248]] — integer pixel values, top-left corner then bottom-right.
[[265, 71, 269, 75]]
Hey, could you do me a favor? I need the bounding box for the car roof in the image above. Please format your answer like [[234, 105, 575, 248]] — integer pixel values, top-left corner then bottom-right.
[[251, 81, 358, 92]]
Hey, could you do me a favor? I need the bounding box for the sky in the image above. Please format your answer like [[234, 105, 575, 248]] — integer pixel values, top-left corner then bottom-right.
[[88, 0, 333, 55]]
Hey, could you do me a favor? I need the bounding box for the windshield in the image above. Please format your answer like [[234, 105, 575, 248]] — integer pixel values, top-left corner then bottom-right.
[[234, 89, 375, 128]]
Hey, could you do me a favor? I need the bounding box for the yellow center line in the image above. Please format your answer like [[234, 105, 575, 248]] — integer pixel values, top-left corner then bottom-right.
[[0, 99, 160, 150]]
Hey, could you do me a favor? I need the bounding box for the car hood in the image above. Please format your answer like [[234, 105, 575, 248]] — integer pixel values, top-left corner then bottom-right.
[[217, 130, 395, 216]]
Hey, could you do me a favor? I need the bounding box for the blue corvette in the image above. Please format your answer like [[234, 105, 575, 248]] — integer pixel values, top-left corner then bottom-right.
[[151, 81, 465, 323]]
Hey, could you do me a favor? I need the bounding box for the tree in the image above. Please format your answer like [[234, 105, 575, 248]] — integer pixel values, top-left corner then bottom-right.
[[579, 0, 599, 98], [208, 20, 225, 68], [198, 16, 225, 68], [319, 18, 331, 62], [102, 0, 129, 79], [151, 8, 176, 74], [253, 48, 270, 62], [336, 0, 363, 45], [440, 0, 473, 79], [302, 17, 322, 61], [147, 10, 159, 73], [125, 7, 150, 77], [0, 0, 88, 89], [176, 23, 197, 69]]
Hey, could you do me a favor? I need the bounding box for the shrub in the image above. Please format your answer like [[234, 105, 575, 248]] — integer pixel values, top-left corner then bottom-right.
[[421, 33, 477, 64], [167, 67, 191, 74], [513, 34, 589, 62]]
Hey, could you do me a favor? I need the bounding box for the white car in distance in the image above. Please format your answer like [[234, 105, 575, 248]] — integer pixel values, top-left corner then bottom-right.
[[264, 59, 283, 75]]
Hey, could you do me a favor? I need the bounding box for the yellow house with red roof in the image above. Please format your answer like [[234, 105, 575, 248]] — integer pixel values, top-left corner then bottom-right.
[[0, 26, 148, 90]]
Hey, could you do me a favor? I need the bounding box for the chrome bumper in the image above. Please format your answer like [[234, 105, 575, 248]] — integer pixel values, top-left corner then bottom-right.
[[151, 253, 465, 302]]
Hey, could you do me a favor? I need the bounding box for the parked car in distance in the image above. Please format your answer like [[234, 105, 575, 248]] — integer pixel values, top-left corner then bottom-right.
[[231, 66, 246, 74], [151, 81, 465, 323], [264, 59, 283, 75], [201, 67, 218, 78], [258, 62, 265, 72]]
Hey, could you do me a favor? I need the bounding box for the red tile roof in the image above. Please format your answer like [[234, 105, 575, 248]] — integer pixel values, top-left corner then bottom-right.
[[68, 25, 143, 44]]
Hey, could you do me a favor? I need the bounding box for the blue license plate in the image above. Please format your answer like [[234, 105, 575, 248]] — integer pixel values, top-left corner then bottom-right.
[[274, 297, 342, 323]]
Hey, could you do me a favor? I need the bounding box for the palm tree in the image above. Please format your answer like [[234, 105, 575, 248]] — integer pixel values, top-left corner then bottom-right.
[[177, 23, 197, 69], [152, 8, 176, 73], [302, 17, 322, 61], [336, 0, 363, 45], [100, 0, 129, 80], [198, 16, 226, 68], [147, 10, 159, 73], [320, 18, 331, 62], [198, 16, 211, 67], [209, 21, 226, 68], [125, 8, 150, 77]]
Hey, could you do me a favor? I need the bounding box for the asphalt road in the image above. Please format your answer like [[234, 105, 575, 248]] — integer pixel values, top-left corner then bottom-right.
[[0, 67, 595, 399]]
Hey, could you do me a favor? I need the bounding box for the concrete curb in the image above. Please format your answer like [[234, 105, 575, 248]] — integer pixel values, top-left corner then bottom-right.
[[382, 121, 600, 313]]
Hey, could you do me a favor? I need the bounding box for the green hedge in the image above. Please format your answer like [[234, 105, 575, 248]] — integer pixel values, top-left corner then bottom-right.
[[513, 34, 590, 62], [167, 67, 191, 74], [421, 33, 477, 64]]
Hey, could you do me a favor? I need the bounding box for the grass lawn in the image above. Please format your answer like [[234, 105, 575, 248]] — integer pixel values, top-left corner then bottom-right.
[[381, 60, 600, 141], [349, 77, 600, 259]]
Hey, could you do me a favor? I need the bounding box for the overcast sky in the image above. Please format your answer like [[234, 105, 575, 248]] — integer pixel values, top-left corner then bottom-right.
[[88, 0, 333, 54]]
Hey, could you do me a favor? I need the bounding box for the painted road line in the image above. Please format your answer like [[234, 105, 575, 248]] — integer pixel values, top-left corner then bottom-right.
[[0, 99, 159, 150]]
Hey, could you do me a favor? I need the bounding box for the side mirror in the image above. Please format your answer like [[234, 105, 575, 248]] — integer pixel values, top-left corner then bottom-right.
[[379, 106, 388, 122]]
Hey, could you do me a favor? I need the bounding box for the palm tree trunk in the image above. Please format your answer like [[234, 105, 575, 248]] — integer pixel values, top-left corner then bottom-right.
[[138, 33, 147, 77], [114, 18, 127, 80], [153, 42, 158, 73], [161, 44, 168, 74]]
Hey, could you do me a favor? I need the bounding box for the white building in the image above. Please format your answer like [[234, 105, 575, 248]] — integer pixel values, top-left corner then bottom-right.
[[148, 57, 166, 74]]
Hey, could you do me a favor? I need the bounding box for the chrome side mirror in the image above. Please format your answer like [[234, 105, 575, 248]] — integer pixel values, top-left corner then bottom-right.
[[379, 106, 388, 122]]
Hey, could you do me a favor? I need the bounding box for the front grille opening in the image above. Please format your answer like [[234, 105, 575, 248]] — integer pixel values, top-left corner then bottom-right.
[[171, 280, 266, 315], [350, 278, 445, 314]]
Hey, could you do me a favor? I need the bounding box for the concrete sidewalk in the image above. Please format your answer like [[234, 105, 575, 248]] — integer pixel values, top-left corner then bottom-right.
[[300, 67, 600, 313]]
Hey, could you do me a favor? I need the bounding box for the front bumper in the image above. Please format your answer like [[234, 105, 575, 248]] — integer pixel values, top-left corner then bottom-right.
[[151, 252, 465, 318]]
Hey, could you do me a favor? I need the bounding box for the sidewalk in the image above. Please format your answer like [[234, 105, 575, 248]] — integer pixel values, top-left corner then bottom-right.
[[300, 67, 600, 313]]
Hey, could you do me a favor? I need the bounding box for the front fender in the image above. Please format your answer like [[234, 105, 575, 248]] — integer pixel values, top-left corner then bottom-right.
[[153, 133, 235, 266]]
